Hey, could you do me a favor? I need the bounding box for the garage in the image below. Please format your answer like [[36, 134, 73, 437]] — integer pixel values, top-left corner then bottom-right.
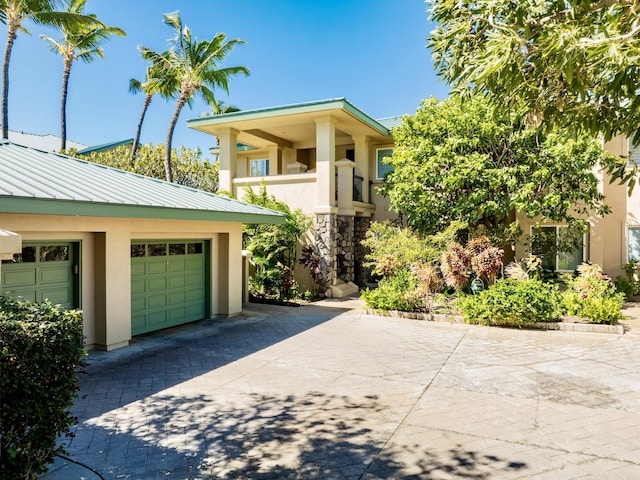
[[130, 240, 209, 335], [1, 242, 79, 309]]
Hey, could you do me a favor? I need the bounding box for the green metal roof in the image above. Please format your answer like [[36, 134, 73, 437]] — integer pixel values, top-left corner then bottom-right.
[[188, 97, 392, 136], [0, 141, 285, 224], [76, 138, 134, 155]]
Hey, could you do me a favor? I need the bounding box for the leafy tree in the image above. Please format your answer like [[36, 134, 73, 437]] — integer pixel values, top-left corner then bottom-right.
[[429, 0, 640, 145], [40, 0, 125, 151], [140, 11, 249, 183], [381, 96, 615, 243], [129, 51, 177, 160], [72, 143, 219, 193], [242, 183, 310, 300], [0, 0, 100, 138]]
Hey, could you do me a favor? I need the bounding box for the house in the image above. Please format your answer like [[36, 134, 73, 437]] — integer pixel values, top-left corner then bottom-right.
[[0, 141, 284, 350], [189, 98, 640, 287], [187, 98, 402, 297]]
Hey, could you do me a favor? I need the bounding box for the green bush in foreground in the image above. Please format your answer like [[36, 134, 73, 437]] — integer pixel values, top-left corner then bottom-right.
[[457, 279, 561, 326], [0, 297, 85, 479], [361, 269, 423, 312], [563, 275, 625, 324]]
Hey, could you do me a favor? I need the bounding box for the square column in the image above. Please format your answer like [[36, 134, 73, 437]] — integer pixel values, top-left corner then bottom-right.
[[336, 158, 356, 215], [314, 115, 338, 214], [217, 127, 239, 192], [353, 135, 371, 203]]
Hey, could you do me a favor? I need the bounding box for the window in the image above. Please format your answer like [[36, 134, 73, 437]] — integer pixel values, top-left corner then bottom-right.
[[628, 226, 640, 261], [629, 139, 640, 165], [531, 226, 586, 273], [249, 159, 269, 177], [376, 148, 394, 180]]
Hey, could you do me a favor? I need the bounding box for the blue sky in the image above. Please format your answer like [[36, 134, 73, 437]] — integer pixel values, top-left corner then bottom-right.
[[8, 0, 448, 155]]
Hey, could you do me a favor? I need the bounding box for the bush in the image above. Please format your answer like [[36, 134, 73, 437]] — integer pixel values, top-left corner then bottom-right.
[[457, 279, 561, 326], [563, 274, 625, 324], [361, 269, 423, 312], [0, 297, 85, 479]]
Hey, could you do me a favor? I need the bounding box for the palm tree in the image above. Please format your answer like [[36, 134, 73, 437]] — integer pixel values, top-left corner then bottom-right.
[[0, 0, 101, 139], [40, 0, 124, 151], [128, 54, 176, 160], [140, 11, 249, 182]]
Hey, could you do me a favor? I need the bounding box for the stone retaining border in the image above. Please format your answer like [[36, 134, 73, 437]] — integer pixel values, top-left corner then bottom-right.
[[364, 309, 625, 335]]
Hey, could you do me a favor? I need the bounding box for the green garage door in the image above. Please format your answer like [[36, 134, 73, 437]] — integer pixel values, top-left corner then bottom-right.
[[1, 242, 79, 309], [131, 240, 208, 335]]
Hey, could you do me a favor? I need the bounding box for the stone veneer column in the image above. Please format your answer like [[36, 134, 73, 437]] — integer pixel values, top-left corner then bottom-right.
[[336, 215, 355, 283], [314, 214, 337, 295], [354, 217, 372, 286]]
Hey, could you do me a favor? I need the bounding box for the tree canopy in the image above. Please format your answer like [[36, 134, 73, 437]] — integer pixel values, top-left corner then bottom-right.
[[429, 0, 640, 144], [381, 95, 615, 242]]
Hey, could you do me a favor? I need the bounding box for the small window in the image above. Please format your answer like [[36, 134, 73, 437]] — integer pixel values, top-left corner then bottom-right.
[[4, 246, 36, 264], [249, 159, 269, 177], [531, 226, 585, 273], [629, 139, 640, 166], [376, 148, 394, 180], [188, 242, 203, 254], [131, 244, 146, 258], [628, 226, 640, 261], [40, 245, 69, 262], [169, 243, 186, 255], [148, 244, 167, 256]]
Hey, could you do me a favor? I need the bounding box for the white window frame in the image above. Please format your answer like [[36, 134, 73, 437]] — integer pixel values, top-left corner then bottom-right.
[[249, 158, 269, 177], [376, 147, 394, 180], [531, 225, 587, 273], [626, 225, 640, 262]]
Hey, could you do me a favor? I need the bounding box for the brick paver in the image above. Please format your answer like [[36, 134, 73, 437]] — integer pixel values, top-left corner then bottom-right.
[[61, 300, 640, 479]]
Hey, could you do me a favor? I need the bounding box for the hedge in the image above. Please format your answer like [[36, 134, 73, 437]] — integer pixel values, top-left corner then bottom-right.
[[0, 296, 85, 479]]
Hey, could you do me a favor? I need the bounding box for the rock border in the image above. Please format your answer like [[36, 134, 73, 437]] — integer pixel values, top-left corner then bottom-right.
[[364, 309, 624, 335]]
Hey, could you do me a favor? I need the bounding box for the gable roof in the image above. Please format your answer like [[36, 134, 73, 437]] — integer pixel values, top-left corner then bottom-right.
[[76, 138, 134, 155], [0, 141, 284, 224]]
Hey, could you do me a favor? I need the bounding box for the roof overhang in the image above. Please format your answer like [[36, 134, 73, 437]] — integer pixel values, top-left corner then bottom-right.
[[187, 98, 392, 149]]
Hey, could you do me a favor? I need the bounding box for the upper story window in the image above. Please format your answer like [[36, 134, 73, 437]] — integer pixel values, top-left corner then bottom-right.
[[376, 147, 394, 180], [629, 139, 640, 165], [249, 159, 269, 177]]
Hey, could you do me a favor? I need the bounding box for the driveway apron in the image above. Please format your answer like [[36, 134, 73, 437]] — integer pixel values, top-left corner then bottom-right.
[[57, 300, 640, 479]]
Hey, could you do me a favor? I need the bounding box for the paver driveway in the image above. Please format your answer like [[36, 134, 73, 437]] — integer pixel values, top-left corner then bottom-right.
[[64, 299, 640, 479]]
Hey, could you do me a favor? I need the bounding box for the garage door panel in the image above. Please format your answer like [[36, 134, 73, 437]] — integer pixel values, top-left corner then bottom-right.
[[147, 293, 167, 309], [188, 304, 205, 317], [131, 278, 146, 295], [168, 291, 186, 304], [3, 288, 37, 302], [131, 296, 146, 312], [168, 276, 186, 289], [3, 269, 36, 287], [148, 310, 167, 326], [147, 277, 167, 292], [148, 261, 168, 275], [40, 287, 72, 306], [168, 259, 186, 273], [131, 262, 146, 276], [187, 289, 204, 302], [40, 265, 70, 284], [168, 307, 187, 321], [187, 273, 204, 286]]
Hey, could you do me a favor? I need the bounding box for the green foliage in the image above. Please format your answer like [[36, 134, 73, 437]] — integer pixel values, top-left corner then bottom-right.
[[615, 276, 636, 302], [242, 183, 310, 301], [361, 269, 422, 312], [441, 236, 504, 291], [382, 95, 613, 241], [72, 144, 219, 193], [362, 221, 464, 278], [0, 297, 85, 479], [457, 279, 561, 326], [562, 273, 625, 324], [429, 0, 640, 159]]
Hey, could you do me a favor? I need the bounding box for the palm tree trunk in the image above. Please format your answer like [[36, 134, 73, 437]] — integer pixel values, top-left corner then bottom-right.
[[131, 93, 152, 161], [60, 58, 72, 152], [164, 94, 188, 183], [2, 22, 18, 140]]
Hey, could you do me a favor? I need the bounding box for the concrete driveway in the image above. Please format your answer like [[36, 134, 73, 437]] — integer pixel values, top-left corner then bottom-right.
[[60, 299, 640, 479]]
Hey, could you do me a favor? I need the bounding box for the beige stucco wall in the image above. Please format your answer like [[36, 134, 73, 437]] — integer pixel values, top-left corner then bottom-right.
[[0, 213, 244, 351]]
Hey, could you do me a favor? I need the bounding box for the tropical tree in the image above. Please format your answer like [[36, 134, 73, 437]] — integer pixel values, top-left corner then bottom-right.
[[128, 54, 176, 160], [40, 0, 125, 151], [381, 95, 617, 244], [140, 11, 249, 182], [429, 1, 640, 144], [0, 0, 101, 139]]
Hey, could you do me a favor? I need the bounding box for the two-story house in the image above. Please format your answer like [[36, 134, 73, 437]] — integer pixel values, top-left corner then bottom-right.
[[188, 98, 401, 297]]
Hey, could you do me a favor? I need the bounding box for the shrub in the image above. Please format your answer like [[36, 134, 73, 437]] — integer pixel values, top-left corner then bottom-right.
[[457, 279, 561, 326], [441, 236, 504, 291], [361, 269, 422, 312], [0, 297, 85, 479], [562, 271, 624, 324], [615, 276, 636, 301]]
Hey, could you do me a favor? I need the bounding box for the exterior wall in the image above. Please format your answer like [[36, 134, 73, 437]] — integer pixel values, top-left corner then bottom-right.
[[232, 174, 318, 214], [0, 213, 244, 351]]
